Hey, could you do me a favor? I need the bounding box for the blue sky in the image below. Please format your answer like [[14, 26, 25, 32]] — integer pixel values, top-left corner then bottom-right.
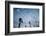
[[13, 8, 39, 27]]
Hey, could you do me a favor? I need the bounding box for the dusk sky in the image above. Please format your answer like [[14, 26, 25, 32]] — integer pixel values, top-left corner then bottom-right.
[[13, 8, 39, 28]]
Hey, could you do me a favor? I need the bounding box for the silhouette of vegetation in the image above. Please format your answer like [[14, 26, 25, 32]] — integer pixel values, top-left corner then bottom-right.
[[29, 21, 31, 27], [35, 21, 39, 27], [18, 18, 23, 28]]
